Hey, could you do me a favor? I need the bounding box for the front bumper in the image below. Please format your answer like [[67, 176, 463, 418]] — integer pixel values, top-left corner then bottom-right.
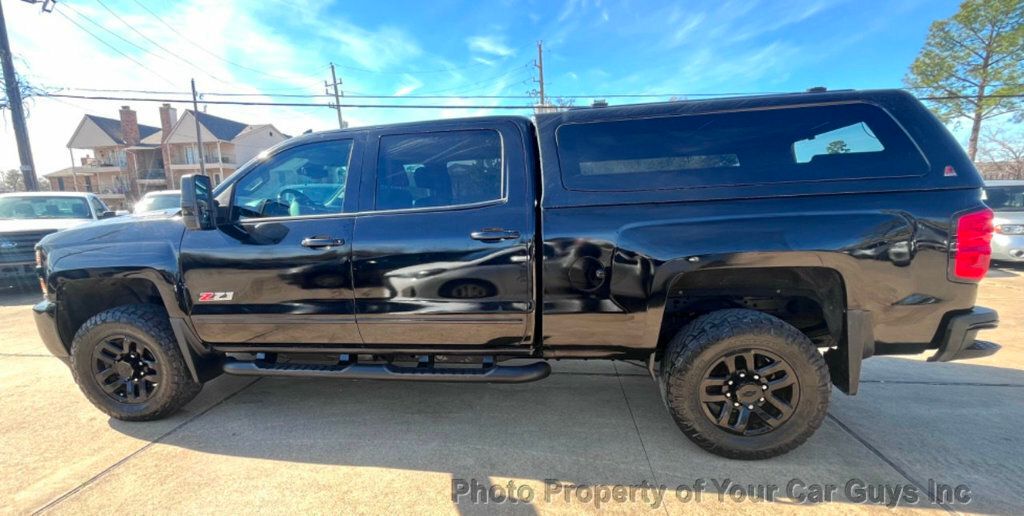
[[928, 306, 1000, 362], [32, 300, 68, 361]]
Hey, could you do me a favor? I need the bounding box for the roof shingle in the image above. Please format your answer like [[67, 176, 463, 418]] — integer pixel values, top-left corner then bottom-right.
[[85, 115, 160, 144], [188, 110, 249, 141]]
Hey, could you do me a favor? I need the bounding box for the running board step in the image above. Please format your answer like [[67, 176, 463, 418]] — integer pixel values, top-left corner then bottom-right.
[[222, 359, 551, 383]]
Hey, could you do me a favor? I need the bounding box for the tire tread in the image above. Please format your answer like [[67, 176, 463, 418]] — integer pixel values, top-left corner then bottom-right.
[[70, 304, 201, 421], [661, 309, 830, 460]]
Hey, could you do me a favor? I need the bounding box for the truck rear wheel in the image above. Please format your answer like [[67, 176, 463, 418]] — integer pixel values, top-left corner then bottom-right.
[[70, 304, 202, 421], [659, 309, 830, 460]]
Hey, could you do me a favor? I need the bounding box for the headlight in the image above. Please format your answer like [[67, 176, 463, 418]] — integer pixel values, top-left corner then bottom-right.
[[995, 224, 1024, 235], [35, 248, 47, 297]]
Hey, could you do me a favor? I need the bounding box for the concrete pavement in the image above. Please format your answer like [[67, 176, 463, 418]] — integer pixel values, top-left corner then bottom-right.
[[1, 268, 1021, 515]]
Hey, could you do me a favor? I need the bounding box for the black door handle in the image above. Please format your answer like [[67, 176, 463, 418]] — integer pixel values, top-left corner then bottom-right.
[[301, 236, 345, 248], [470, 229, 520, 242]]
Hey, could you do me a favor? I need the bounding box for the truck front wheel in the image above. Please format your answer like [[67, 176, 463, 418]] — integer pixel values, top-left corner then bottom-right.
[[70, 304, 202, 421], [659, 309, 830, 460]]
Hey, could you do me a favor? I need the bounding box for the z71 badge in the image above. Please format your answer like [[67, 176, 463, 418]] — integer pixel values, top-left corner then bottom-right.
[[197, 291, 234, 302]]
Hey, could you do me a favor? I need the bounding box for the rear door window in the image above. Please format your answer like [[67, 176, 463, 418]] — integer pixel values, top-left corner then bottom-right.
[[374, 130, 503, 211], [556, 103, 928, 191]]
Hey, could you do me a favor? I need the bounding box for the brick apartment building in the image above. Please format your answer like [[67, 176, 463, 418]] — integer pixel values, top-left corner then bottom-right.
[[45, 105, 288, 209]]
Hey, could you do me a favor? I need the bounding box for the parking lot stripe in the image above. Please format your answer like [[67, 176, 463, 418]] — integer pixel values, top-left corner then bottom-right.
[[860, 379, 1024, 387], [827, 413, 955, 514], [613, 362, 670, 516]]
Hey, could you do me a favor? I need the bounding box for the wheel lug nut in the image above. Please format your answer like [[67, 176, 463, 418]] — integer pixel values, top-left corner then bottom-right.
[[739, 373, 745, 378], [724, 392, 730, 397], [762, 385, 768, 390], [753, 375, 759, 380], [727, 380, 734, 385], [747, 404, 754, 409], [759, 397, 765, 402], [733, 402, 740, 407]]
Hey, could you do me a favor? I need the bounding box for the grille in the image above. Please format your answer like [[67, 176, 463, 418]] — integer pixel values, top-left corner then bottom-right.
[[0, 231, 56, 264]]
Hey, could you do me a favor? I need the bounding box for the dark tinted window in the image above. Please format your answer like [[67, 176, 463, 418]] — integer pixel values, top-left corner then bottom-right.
[[88, 196, 108, 216], [556, 103, 927, 191], [233, 140, 352, 219], [375, 130, 502, 210], [984, 186, 1024, 211], [0, 196, 92, 219]]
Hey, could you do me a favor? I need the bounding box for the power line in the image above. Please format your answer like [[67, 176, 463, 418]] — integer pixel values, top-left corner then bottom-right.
[[92, 0, 228, 84], [45, 85, 1024, 102], [53, 8, 177, 87], [44, 87, 729, 99], [415, 64, 533, 95], [38, 92, 537, 109]]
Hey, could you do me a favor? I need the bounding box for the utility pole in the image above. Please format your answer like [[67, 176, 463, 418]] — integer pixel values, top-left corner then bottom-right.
[[0, 0, 39, 190], [325, 63, 344, 129], [191, 78, 207, 176], [534, 40, 546, 109]]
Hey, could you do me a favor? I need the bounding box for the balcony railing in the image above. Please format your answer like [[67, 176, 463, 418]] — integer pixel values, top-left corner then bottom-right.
[[83, 158, 120, 167], [138, 169, 166, 180], [172, 155, 236, 166]]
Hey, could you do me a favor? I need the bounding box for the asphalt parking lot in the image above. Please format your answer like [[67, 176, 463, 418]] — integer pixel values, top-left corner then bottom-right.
[[2, 268, 1022, 515]]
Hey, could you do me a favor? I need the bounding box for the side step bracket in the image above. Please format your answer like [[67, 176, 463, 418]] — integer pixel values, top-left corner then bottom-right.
[[222, 358, 551, 384]]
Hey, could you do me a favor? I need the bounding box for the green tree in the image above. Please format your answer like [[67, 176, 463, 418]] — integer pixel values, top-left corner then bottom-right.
[[905, 0, 1024, 161], [1, 169, 23, 192], [1, 169, 50, 192], [826, 140, 850, 154]]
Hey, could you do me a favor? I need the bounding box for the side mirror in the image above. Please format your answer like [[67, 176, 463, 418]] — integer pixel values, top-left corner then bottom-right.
[[180, 174, 216, 230], [98, 210, 118, 219]]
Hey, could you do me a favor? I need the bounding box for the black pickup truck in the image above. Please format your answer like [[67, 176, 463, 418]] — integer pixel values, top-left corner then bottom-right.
[[33, 89, 999, 459]]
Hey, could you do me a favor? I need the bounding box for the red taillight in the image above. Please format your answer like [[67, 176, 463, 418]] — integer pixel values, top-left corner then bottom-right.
[[952, 208, 994, 281]]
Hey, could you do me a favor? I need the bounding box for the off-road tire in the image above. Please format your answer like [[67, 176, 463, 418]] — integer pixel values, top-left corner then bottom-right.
[[659, 309, 830, 460], [70, 304, 202, 421]]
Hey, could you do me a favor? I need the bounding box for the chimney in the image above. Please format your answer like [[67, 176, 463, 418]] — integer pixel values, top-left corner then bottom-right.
[[119, 106, 140, 146], [159, 103, 177, 138], [158, 103, 177, 189]]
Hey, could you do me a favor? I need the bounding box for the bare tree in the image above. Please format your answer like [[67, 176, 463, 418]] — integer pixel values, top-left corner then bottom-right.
[[978, 128, 1024, 179]]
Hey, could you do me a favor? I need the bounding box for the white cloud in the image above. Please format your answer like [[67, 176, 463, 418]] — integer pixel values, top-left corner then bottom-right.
[[466, 36, 515, 57], [393, 75, 423, 97]]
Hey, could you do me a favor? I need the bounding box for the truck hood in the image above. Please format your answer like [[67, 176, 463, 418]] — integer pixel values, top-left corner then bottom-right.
[[37, 209, 185, 252], [0, 218, 93, 233]]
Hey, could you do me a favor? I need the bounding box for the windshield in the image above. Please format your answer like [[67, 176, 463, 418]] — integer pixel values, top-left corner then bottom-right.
[[135, 193, 181, 213], [0, 196, 92, 219], [984, 186, 1024, 212]]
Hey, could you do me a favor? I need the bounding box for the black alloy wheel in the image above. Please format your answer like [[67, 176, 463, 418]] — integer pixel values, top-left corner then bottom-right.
[[698, 349, 798, 436], [91, 335, 161, 403]]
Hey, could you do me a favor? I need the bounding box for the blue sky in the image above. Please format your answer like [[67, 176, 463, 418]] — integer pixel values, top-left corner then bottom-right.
[[2, 0, 964, 175]]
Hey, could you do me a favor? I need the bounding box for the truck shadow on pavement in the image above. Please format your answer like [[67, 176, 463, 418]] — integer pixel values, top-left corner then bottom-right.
[[106, 357, 1023, 514]]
